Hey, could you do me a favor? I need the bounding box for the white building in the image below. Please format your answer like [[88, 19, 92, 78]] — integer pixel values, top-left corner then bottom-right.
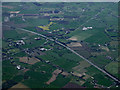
[[82, 27, 93, 31], [34, 37, 40, 40], [17, 65, 21, 70], [4, 17, 9, 22], [82, 27, 88, 30], [10, 14, 14, 18], [40, 48, 45, 51]]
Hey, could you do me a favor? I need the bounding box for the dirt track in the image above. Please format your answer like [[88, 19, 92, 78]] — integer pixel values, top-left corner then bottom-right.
[[46, 69, 62, 85]]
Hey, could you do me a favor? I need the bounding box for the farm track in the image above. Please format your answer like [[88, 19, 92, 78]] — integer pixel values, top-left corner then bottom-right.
[[75, 9, 104, 31]]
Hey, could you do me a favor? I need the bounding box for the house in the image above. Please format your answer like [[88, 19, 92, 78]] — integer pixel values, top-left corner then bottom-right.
[[44, 13, 50, 16], [9, 11, 20, 14], [46, 60, 50, 63], [82, 9, 85, 12], [4, 17, 9, 22], [98, 44, 101, 47], [82, 27, 88, 30], [82, 27, 93, 31], [34, 37, 41, 40], [9, 11, 20, 17], [40, 48, 47, 51], [16, 65, 21, 70], [10, 14, 15, 18], [48, 32, 52, 33]]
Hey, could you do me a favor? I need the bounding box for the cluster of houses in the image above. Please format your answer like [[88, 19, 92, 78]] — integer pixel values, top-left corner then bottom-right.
[[16, 40, 25, 45], [8, 40, 25, 47], [9, 11, 20, 18], [4, 11, 21, 22]]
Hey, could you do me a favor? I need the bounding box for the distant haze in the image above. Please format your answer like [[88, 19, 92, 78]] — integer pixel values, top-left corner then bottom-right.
[[2, 0, 120, 2]]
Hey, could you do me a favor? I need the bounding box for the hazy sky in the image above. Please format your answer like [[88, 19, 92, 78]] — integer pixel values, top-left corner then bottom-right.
[[2, 0, 120, 2]]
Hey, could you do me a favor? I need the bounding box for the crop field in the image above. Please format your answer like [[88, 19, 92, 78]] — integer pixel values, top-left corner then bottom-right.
[[105, 62, 118, 76], [89, 55, 111, 68], [70, 33, 93, 41], [19, 57, 40, 65], [39, 49, 82, 71], [85, 66, 104, 76], [2, 60, 18, 81], [93, 74, 113, 87], [85, 30, 111, 45], [26, 18, 49, 27], [72, 61, 91, 75]]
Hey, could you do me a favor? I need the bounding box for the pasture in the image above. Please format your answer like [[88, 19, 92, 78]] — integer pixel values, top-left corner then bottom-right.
[[105, 62, 118, 75]]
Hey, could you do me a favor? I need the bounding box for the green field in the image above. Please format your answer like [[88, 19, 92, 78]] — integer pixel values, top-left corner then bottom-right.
[[105, 62, 118, 75], [89, 55, 111, 68], [3, 60, 18, 81]]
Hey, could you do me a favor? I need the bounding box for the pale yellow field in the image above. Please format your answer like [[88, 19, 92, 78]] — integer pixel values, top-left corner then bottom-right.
[[38, 22, 54, 30]]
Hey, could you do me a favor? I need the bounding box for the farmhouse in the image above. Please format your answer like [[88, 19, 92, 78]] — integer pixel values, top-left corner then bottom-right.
[[4, 17, 9, 22], [40, 48, 47, 51], [82, 27, 93, 31], [34, 37, 41, 40], [9, 11, 20, 14], [10, 14, 15, 18], [45, 60, 50, 63], [44, 13, 50, 16], [16, 65, 21, 70]]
